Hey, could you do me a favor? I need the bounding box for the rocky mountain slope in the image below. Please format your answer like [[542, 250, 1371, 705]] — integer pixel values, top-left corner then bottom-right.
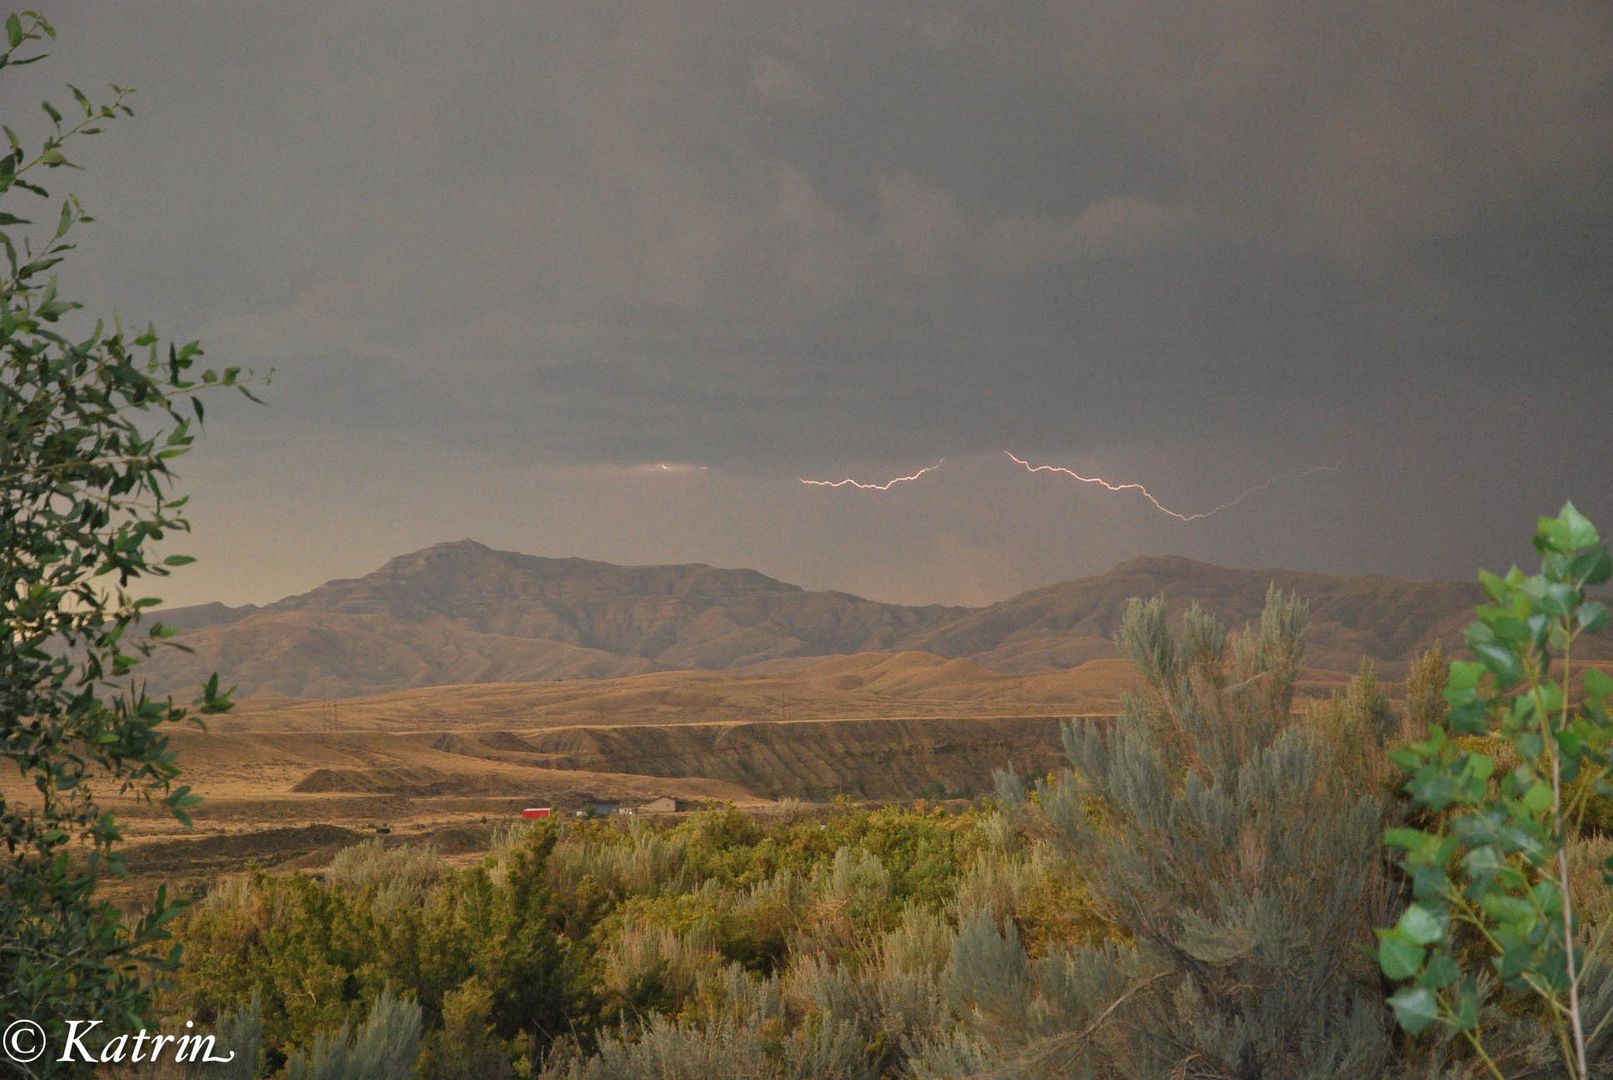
[[148, 540, 1495, 699]]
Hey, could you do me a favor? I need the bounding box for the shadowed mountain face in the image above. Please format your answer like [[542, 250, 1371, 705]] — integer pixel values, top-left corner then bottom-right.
[[148, 540, 1491, 699], [909, 555, 1489, 675]]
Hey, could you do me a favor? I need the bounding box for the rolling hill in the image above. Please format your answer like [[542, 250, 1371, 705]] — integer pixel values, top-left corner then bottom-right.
[[147, 540, 1495, 699], [909, 554, 1487, 675]]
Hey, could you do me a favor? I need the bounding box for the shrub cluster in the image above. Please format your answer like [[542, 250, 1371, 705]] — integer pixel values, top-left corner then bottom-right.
[[165, 799, 1106, 1078]]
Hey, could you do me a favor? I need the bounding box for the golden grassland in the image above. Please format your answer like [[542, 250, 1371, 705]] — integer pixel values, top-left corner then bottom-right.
[[20, 647, 1609, 905], [3, 649, 1395, 903]]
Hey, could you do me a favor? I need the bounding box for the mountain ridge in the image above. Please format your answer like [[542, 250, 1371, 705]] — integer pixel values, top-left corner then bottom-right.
[[147, 540, 1495, 699]]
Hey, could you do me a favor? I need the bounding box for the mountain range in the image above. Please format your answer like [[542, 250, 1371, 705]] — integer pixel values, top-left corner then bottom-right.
[[145, 540, 1502, 700]]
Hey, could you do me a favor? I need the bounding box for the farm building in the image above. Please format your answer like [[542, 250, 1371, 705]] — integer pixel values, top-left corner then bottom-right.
[[638, 797, 694, 814]]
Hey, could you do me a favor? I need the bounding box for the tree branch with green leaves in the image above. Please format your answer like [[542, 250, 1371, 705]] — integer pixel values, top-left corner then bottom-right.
[[1, 9, 263, 1073], [1379, 502, 1613, 1079]]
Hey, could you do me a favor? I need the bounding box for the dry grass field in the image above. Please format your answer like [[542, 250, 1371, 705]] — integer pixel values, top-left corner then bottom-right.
[[2, 651, 1132, 900], [10, 646, 1417, 905]]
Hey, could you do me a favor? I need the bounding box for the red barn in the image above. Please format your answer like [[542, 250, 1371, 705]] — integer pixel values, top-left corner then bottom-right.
[[521, 807, 552, 820]]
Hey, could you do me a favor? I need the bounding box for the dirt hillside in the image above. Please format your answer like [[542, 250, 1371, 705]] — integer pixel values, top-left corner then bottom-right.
[[144, 543, 1507, 699]]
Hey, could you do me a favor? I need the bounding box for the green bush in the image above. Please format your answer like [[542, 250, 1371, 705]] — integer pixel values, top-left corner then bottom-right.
[[168, 803, 1004, 1075], [918, 591, 1400, 1078], [283, 989, 422, 1080]]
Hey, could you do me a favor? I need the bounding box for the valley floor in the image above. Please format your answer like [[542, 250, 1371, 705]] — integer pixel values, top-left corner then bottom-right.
[[11, 649, 1382, 900]]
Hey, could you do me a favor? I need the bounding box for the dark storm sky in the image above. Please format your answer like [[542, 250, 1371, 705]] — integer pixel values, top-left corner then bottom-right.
[[17, 2, 1613, 606]]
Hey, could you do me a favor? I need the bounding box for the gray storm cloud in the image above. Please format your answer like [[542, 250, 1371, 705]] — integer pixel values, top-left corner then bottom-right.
[[15, 1, 1612, 606]]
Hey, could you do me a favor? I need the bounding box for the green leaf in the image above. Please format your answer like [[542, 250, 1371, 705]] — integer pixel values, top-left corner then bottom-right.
[[1539, 680, 1565, 716], [1496, 938, 1533, 984], [5, 14, 21, 49], [1447, 661, 1486, 692], [1377, 929, 1426, 980], [1520, 782, 1553, 815], [1540, 582, 1579, 617], [1387, 987, 1440, 1034], [1480, 893, 1537, 932], [1479, 569, 1508, 603], [1408, 771, 1461, 811], [1559, 501, 1601, 550], [1469, 640, 1524, 686], [1447, 699, 1488, 735], [1531, 880, 1563, 918], [1388, 747, 1424, 771], [1411, 865, 1452, 903], [1396, 904, 1446, 946], [1385, 827, 1440, 861], [1462, 845, 1520, 888], [1463, 753, 1496, 782], [1420, 949, 1461, 991]]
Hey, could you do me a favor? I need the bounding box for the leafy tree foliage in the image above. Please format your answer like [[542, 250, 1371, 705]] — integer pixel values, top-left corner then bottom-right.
[[1, 10, 254, 1069], [1381, 502, 1613, 1078]]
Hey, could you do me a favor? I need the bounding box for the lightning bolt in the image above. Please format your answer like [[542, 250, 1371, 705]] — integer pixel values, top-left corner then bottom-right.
[[1004, 451, 1341, 523], [800, 459, 943, 491]]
